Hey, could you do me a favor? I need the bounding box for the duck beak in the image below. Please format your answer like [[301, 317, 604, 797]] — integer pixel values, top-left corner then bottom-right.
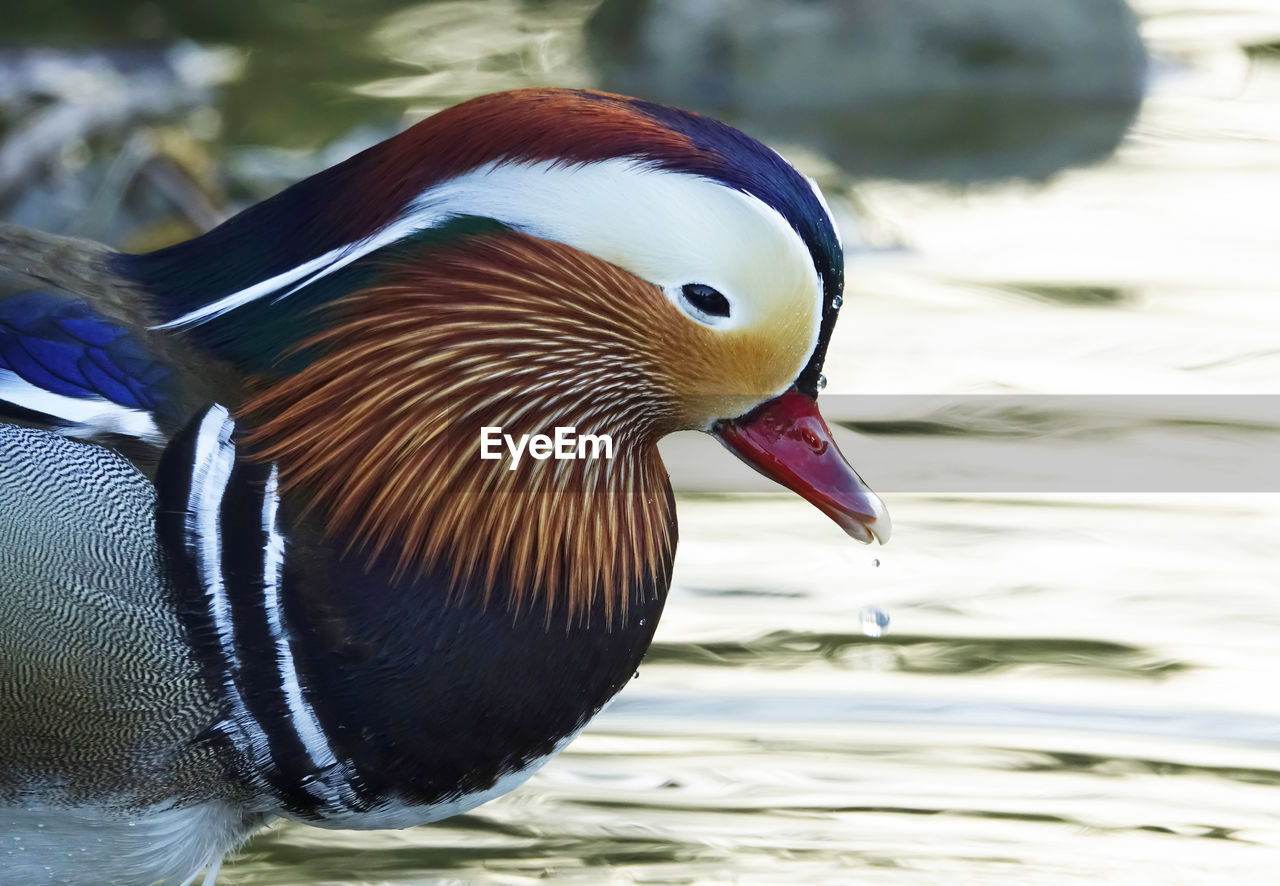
[[712, 387, 890, 544]]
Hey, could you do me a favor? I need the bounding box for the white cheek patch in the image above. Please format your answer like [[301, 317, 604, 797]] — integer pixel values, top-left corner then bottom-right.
[[412, 158, 819, 333], [158, 158, 823, 366]]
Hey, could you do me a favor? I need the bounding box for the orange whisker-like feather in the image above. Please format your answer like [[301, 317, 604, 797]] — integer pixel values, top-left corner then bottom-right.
[[240, 231, 686, 625]]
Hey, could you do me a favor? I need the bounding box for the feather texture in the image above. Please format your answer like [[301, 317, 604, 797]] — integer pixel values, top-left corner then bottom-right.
[[116, 89, 841, 394], [240, 230, 683, 625]]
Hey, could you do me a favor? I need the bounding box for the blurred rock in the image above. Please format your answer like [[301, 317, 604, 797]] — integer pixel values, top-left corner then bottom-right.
[[0, 43, 240, 244], [0, 43, 239, 193], [587, 0, 1147, 182]]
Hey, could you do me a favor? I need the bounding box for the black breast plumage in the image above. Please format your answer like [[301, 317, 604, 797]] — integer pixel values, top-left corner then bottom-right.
[[155, 404, 672, 824]]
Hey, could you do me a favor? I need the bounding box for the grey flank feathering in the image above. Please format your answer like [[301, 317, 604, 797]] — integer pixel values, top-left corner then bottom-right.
[[0, 422, 230, 809]]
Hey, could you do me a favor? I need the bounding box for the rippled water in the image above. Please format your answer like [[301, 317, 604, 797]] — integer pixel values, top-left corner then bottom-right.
[[10, 0, 1280, 882]]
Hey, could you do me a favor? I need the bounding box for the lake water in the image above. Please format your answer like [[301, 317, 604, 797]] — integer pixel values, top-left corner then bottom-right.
[[7, 0, 1280, 883]]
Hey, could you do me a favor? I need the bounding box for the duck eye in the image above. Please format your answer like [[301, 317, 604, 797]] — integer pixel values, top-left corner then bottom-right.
[[680, 283, 731, 319]]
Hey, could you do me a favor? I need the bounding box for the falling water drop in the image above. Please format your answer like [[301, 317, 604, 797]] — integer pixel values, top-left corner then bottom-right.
[[872, 558, 880, 567], [859, 606, 891, 638]]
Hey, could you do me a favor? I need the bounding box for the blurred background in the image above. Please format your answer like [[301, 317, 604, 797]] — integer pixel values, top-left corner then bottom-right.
[[2, 0, 1278, 883]]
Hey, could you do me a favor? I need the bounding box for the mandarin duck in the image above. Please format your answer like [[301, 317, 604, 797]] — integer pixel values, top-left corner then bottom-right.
[[0, 88, 889, 885]]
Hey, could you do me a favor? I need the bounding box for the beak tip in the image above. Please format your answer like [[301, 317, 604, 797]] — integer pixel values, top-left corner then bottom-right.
[[834, 509, 891, 546], [713, 386, 891, 548]]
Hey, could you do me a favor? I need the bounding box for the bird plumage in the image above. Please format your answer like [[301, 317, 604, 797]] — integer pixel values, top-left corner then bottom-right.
[[0, 87, 886, 884]]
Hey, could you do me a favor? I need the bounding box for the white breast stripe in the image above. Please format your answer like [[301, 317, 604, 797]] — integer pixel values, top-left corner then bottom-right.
[[186, 406, 274, 771], [0, 368, 162, 441], [183, 408, 362, 812], [260, 466, 360, 808]]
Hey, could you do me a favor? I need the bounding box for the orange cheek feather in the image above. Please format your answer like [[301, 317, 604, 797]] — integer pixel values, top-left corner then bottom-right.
[[650, 285, 818, 427], [239, 231, 684, 626]]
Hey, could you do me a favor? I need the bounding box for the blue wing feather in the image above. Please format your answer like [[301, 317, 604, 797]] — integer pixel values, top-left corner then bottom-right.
[[0, 290, 172, 419], [56, 304, 123, 347]]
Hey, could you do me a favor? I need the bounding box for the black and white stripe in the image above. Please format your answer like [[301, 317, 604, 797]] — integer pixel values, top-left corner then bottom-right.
[[156, 405, 656, 830], [157, 405, 362, 818], [257, 466, 350, 790]]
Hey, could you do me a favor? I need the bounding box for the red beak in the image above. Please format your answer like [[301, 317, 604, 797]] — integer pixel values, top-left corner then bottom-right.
[[713, 387, 890, 544]]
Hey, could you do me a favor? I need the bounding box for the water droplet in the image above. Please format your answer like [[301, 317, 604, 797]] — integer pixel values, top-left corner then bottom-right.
[[872, 558, 880, 567], [633, 670, 640, 679], [859, 606, 891, 638], [832, 295, 844, 310], [639, 618, 646, 626], [816, 373, 828, 391]]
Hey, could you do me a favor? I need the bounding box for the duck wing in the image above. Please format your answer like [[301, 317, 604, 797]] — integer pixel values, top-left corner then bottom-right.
[[0, 222, 223, 459]]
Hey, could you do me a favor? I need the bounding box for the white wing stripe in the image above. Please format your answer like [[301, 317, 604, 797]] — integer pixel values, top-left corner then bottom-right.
[[153, 212, 446, 330], [258, 466, 336, 764], [0, 368, 162, 441]]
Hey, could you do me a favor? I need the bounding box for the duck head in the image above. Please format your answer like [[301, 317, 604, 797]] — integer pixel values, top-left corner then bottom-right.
[[125, 88, 889, 623]]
